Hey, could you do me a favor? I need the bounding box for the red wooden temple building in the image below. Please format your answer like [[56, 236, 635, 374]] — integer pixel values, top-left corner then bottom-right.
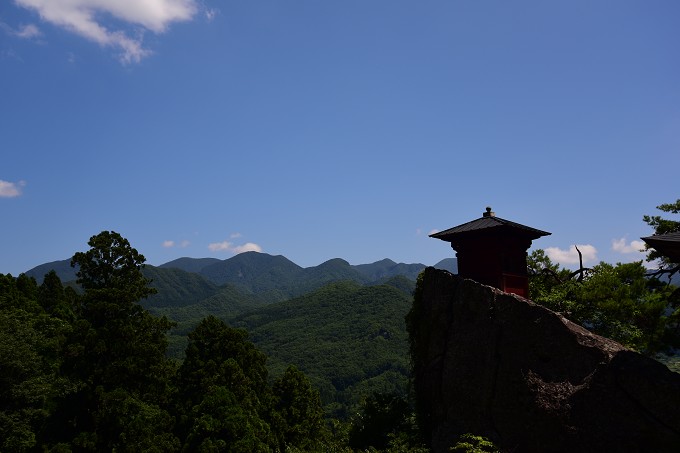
[[430, 207, 551, 298]]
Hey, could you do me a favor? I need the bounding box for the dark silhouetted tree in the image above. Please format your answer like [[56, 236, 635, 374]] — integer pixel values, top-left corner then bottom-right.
[[175, 315, 274, 451], [271, 365, 327, 451], [52, 231, 177, 450]]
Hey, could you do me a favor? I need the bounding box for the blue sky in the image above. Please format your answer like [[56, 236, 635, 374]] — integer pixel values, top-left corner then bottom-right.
[[1, 0, 678, 276]]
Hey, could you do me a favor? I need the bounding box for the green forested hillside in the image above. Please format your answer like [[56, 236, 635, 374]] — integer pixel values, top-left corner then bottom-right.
[[142, 266, 220, 308], [291, 258, 369, 295], [196, 253, 375, 303], [199, 252, 304, 295], [159, 256, 221, 273], [229, 280, 413, 418], [24, 259, 77, 282], [21, 253, 426, 418], [149, 284, 269, 358], [23, 253, 447, 305], [354, 258, 425, 281], [0, 233, 330, 452], [20, 255, 427, 408]]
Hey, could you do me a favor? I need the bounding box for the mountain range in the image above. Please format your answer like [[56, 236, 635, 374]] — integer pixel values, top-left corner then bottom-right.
[[20, 252, 679, 416], [23, 252, 456, 413], [24, 252, 457, 305]]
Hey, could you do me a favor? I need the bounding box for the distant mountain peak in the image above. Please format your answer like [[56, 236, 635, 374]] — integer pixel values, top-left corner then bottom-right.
[[318, 258, 351, 267]]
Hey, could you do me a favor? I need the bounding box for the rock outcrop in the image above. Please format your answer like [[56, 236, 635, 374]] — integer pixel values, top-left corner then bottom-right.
[[410, 267, 680, 452]]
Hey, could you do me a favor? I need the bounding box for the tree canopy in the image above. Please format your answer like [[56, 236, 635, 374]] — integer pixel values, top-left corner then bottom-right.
[[528, 252, 679, 355], [71, 230, 156, 301], [0, 232, 336, 452]]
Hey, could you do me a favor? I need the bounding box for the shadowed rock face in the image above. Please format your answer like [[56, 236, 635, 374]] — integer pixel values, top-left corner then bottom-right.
[[411, 268, 680, 453]]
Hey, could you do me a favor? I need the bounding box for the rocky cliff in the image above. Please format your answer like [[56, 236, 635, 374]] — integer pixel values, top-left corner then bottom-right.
[[408, 267, 680, 452]]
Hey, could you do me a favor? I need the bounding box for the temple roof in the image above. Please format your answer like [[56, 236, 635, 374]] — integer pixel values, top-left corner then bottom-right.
[[430, 207, 551, 242], [641, 232, 680, 262]]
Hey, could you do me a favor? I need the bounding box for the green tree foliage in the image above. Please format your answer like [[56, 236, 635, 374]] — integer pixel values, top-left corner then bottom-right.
[[450, 433, 500, 453], [271, 365, 327, 451], [38, 270, 77, 320], [643, 199, 680, 267], [2, 233, 335, 451], [348, 393, 412, 451], [72, 230, 157, 301], [0, 273, 74, 452], [527, 249, 571, 301], [50, 231, 177, 450], [231, 281, 412, 419], [175, 315, 274, 451], [66, 231, 173, 390], [528, 252, 679, 354]]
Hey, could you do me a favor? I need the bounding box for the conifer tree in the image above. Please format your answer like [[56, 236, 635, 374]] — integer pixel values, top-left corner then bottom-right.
[[54, 231, 177, 450]]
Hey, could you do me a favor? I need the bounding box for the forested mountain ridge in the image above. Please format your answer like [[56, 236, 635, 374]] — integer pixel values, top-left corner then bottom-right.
[[24, 252, 457, 306], [1, 232, 332, 451], [6, 225, 679, 451], [160, 252, 457, 300], [21, 252, 451, 395], [24, 259, 78, 283], [22, 253, 448, 368], [228, 279, 414, 418], [159, 257, 221, 273], [355, 258, 427, 281]]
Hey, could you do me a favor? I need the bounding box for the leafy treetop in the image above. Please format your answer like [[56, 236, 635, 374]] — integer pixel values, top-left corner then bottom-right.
[[71, 230, 156, 301]]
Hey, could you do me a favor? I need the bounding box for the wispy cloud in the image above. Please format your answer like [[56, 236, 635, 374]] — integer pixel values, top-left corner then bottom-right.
[[163, 239, 190, 248], [15, 23, 41, 39], [208, 241, 232, 252], [545, 244, 598, 265], [0, 49, 22, 61], [14, 0, 198, 64], [1, 20, 41, 39], [0, 180, 25, 198], [231, 242, 262, 254], [612, 238, 645, 255], [230, 232, 242, 239], [208, 239, 262, 254], [204, 8, 219, 22]]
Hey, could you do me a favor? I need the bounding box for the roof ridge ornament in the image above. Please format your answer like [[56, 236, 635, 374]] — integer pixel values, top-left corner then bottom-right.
[[483, 206, 495, 218]]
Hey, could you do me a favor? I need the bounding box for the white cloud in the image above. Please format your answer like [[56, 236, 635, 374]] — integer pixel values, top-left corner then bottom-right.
[[1, 20, 41, 40], [612, 238, 645, 255], [232, 242, 262, 254], [164, 239, 191, 248], [15, 0, 198, 63], [545, 244, 598, 265], [1, 21, 42, 39], [0, 180, 25, 198], [208, 240, 262, 254], [208, 240, 232, 252], [230, 232, 242, 239], [16, 23, 41, 38]]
